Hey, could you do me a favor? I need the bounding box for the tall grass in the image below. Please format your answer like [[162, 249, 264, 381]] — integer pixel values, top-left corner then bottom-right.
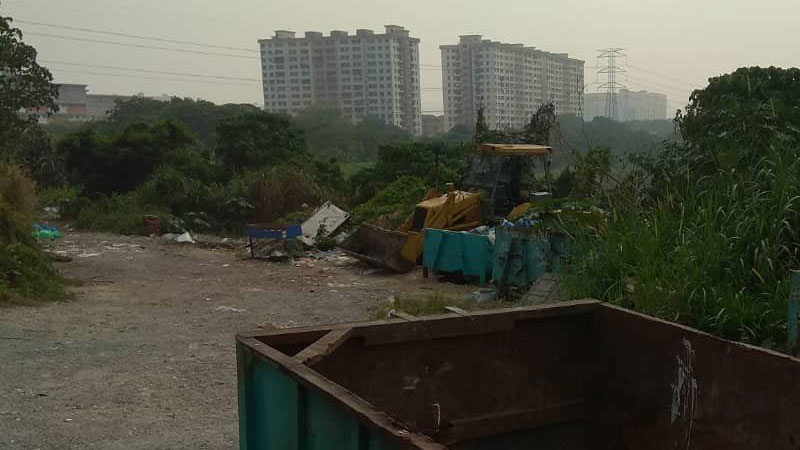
[[563, 141, 799, 347]]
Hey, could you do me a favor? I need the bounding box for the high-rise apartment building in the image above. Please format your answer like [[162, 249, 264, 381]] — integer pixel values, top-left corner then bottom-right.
[[583, 89, 668, 122], [259, 25, 422, 135], [441, 36, 584, 132]]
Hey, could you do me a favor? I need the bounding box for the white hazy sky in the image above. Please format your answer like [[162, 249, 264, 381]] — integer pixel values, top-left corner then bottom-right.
[[3, 0, 799, 114]]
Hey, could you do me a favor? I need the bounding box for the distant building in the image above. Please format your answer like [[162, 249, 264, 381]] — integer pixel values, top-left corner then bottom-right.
[[259, 26, 422, 135], [583, 89, 668, 122], [53, 83, 90, 119], [44, 84, 171, 122], [440, 35, 584, 132], [421, 114, 444, 137]]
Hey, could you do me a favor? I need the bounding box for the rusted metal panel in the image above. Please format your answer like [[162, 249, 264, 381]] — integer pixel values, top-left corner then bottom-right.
[[238, 300, 800, 449], [590, 304, 800, 449]]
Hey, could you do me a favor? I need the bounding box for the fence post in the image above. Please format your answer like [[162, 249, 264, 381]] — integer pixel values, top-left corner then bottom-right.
[[789, 270, 800, 355]]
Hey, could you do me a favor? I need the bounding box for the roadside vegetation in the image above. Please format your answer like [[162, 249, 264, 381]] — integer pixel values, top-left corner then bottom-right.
[[561, 67, 800, 348], [0, 12, 68, 305]]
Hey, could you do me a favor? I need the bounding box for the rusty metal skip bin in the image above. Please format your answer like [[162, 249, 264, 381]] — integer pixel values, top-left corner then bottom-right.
[[237, 301, 800, 450]]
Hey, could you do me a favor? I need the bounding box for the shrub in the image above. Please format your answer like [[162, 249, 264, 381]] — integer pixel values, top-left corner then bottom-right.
[[245, 166, 322, 224], [562, 67, 800, 349], [0, 163, 66, 305], [0, 163, 36, 219], [351, 176, 427, 228], [74, 194, 171, 235], [37, 185, 81, 215]]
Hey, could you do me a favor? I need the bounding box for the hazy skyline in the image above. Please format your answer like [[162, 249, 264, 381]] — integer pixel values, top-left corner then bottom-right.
[[3, 0, 799, 115]]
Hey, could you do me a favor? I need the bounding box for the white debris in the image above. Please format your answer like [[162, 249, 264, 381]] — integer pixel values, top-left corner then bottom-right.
[[175, 232, 195, 244], [215, 305, 245, 313], [298, 201, 350, 246]]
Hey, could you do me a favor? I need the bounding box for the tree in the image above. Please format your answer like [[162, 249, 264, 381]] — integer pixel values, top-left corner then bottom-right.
[[101, 97, 259, 146], [60, 120, 198, 194], [216, 110, 306, 175], [293, 106, 356, 159], [673, 66, 800, 177], [474, 106, 490, 143], [0, 11, 57, 159], [523, 102, 557, 145], [293, 106, 412, 160]]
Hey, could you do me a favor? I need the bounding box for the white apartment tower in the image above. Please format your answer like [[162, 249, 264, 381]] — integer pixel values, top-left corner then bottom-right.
[[441, 35, 585, 132], [259, 26, 422, 135]]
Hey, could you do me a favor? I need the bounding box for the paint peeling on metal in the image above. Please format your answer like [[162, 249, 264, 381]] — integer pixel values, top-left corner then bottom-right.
[[670, 338, 698, 449]]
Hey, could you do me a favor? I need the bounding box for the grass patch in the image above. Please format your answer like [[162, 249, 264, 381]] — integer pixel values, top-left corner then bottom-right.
[[73, 194, 172, 236], [371, 291, 521, 320], [351, 176, 427, 228]]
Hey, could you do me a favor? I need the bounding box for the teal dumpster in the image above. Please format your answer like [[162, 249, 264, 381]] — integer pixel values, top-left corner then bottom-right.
[[422, 229, 494, 284], [491, 226, 550, 291]]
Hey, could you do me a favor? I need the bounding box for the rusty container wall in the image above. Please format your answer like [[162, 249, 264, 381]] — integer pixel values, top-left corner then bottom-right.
[[237, 301, 599, 450], [237, 338, 433, 450], [589, 304, 800, 450], [237, 301, 800, 450]]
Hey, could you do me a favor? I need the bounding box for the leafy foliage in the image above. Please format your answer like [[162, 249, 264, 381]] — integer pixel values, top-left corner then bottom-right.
[[60, 120, 197, 195], [0, 13, 57, 159], [351, 176, 427, 227], [99, 97, 259, 146], [216, 110, 306, 175], [350, 142, 470, 205], [293, 106, 412, 160], [562, 66, 800, 348], [0, 163, 65, 304]]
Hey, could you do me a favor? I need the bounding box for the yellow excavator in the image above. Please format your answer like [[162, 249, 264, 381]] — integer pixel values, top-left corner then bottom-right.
[[339, 143, 551, 272]]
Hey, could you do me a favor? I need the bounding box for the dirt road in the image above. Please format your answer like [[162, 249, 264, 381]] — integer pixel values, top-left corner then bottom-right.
[[0, 231, 470, 449]]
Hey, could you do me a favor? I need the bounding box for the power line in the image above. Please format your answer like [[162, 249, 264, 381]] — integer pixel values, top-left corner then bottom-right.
[[625, 69, 697, 92], [627, 64, 700, 88], [48, 67, 258, 87], [24, 31, 259, 60], [625, 76, 693, 99], [41, 60, 261, 82], [16, 19, 258, 53]]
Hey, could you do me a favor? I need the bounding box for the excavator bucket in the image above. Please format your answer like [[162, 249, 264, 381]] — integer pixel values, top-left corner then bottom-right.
[[338, 223, 415, 273]]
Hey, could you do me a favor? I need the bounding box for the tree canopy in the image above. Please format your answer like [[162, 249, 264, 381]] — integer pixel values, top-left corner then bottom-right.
[[99, 97, 259, 146], [215, 110, 307, 175], [0, 13, 57, 158], [60, 120, 198, 194]]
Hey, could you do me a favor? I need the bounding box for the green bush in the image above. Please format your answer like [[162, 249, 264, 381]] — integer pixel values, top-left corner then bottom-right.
[[37, 185, 81, 214], [0, 163, 67, 305], [0, 163, 36, 219], [352, 176, 427, 228], [0, 240, 66, 305], [74, 194, 172, 235], [245, 166, 323, 224]]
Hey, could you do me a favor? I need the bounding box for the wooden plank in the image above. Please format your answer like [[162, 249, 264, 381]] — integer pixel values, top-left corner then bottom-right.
[[435, 401, 584, 445], [294, 328, 353, 367]]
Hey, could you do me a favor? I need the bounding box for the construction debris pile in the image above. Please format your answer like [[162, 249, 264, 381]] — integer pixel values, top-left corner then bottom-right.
[[243, 143, 605, 301]]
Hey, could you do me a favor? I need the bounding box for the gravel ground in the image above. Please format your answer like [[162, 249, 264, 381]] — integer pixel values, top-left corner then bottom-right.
[[0, 230, 471, 450]]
